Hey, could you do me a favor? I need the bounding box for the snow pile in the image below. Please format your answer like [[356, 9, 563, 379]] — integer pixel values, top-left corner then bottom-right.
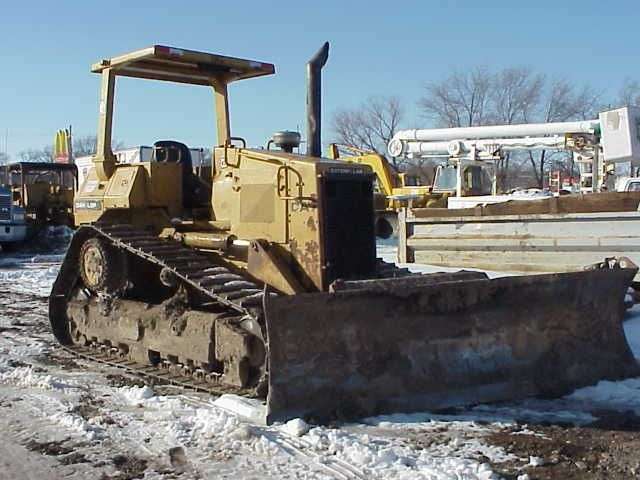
[[0, 366, 78, 391], [116, 385, 155, 405], [0, 263, 61, 296], [19, 225, 73, 255], [305, 424, 504, 479], [281, 418, 310, 437], [510, 189, 552, 199], [212, 394, 267, 424], [39, 225, 74, 244], [365, 413, 507, 429], [565, 378, 640, 415], [51, 411, 104, 441], [0, 339, 49, 359], [192, 406, 245, 439], [362, 416, 519, 462], [463, 403, 597, 426], [528, 456, 545, 466], [134, 395, 249, 449], [0, 226, 72, 297]]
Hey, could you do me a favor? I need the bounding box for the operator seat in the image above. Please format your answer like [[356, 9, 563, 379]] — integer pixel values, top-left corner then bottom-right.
[[153, 140, 209, 211]]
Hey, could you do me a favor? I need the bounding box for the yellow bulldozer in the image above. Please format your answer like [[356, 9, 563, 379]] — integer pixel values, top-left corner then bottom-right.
[[50, 43, 639, 424]]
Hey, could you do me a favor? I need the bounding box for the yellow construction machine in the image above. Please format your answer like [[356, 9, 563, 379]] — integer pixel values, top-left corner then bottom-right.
[[328, 144, 496, 237], [50, 43, 639, 423], [1, 162, 77, 226], [0, 128, 76, 248]]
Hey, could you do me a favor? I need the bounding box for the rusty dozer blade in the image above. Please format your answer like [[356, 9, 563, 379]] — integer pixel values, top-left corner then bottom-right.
[[264, 260, 640, 423]]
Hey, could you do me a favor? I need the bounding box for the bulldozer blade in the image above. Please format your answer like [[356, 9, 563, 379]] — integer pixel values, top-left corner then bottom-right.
[[264, 263, 639, 423]]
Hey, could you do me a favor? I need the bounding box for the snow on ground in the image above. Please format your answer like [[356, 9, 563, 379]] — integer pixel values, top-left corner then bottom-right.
[[0, 236, 639, 478], [0, 226, 70, 296]]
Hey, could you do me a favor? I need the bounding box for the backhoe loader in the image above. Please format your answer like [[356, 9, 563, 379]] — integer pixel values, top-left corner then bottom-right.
[[50, 43, 639, 424]]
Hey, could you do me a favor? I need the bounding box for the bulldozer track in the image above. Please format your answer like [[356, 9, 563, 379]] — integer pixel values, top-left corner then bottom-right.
[[51, 223, 414, 400], [50, 223, 272, 398], [57, 343, 255, 397]]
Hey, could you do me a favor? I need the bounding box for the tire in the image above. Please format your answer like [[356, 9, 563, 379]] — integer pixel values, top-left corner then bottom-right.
[[375, 213, 398, 239], [79, 237, 128, 293]]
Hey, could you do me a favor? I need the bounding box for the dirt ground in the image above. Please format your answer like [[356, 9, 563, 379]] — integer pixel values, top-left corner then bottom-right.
[[486, 413, 640, 479]]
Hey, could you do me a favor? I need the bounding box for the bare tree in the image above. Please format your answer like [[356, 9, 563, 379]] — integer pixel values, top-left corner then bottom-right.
[[332, 96, 405, 166], [419, 68, 602, 189], [419, 68, 492, 127], [492, 67, 544, 124], [539, 80, 600, 123], [571, 84, 602, 120], [72, 135, 125, 157], [73, 135, 98, 157], [618, 79, 640, 107], [18, 147, 54, 163], [15, 136, 125, 165], [490, 68, 544, 189]]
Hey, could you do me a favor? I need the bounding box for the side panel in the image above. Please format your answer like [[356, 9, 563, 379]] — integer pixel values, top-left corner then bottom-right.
[[400, 210, 640, 279], [236, 167, 283, 241], [103, 165, 146, 209], [212, 149, 287, 243]]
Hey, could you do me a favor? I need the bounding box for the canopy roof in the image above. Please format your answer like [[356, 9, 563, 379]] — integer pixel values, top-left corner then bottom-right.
[[91, 45, 275, 85], [3, 162, 77, 174]]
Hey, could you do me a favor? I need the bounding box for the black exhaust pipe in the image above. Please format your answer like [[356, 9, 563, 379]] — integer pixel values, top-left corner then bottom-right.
[[306, 42, 329, 158]]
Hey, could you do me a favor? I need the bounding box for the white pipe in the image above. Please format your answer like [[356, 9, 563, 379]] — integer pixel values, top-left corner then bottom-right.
[[393, 119, 599, 143], [405, 136, 567, 157]]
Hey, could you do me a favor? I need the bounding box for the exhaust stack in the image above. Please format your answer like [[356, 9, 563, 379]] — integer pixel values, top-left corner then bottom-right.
[[306, 42, 329, 158]]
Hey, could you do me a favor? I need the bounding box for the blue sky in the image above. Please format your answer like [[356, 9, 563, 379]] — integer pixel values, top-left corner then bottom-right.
[[1, 0, 639, 158]]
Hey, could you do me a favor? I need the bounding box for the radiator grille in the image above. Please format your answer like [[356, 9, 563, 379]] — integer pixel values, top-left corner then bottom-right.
[[0, 189, 10, 221], [320, 173, 376, 285]]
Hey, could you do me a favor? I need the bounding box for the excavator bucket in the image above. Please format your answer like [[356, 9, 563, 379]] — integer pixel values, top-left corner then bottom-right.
[[264, 262, 639, 423]]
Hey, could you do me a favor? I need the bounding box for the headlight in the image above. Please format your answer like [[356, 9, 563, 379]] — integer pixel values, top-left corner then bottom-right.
[[12, 212, 25, 222]]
